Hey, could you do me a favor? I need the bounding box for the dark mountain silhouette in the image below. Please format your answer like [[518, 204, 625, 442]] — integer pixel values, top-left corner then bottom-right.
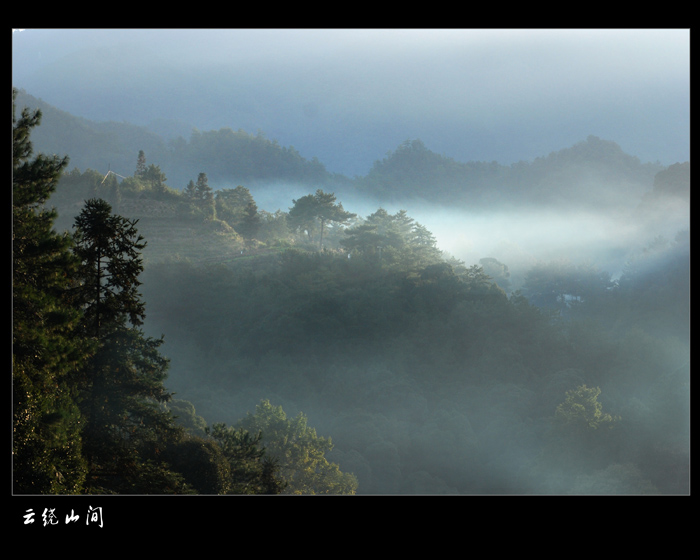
[[14, 89, 667, 213]]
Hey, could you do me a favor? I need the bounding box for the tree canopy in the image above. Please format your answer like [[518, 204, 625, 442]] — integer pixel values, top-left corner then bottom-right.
[[288, 189, 356, 248], [13, 86, 688, 496], [235, 400, 358, 495], [12, 90, 91, 494]]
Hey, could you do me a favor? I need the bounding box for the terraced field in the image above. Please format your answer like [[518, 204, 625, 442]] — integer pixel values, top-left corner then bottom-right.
[[136, 216, 247, 267], [55, 195, 256, 268]]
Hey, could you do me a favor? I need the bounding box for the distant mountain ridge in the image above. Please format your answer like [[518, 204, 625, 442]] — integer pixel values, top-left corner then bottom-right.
[[15, 89, 668, 211], [356, 136, 664, 207]]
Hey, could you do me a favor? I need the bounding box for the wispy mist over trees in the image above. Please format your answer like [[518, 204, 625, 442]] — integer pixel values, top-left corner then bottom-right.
[[12, 43, 689, 499], [12, 91, 292, 495]]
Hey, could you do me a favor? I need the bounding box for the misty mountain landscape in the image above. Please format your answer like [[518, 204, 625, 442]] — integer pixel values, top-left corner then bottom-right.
[[12, 29, 689, 497]]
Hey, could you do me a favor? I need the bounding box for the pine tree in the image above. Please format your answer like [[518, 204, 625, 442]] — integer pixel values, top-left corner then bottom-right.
[[183, 179, 196, 200], [195, 172, 215, 219], [238, 201, 261, 240], [288, 190, 355, 248], [135, 150, 147, 178], [214, 185, 256, 231], [207, 423, 286, 494], [12, 89, 91, 493], [142, 164, 168, 194], [72, 199, 185, 493]]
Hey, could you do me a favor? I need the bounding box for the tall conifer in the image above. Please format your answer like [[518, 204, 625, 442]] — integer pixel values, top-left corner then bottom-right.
[[12, 89, 90, 493], [72, 199, 184, 493]]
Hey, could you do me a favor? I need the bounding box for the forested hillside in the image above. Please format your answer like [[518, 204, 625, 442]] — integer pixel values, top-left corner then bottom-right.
[[138, 221, 689, 494], [13, 91, 354, 495], [355, 136, 662, 208], [13, 89, 349, 195], [13, 89, 665, 212], [13, 88, 689, 495]]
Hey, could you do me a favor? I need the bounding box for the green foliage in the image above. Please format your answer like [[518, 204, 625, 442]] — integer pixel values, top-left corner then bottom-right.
[[526, 385, 623, 493], [12, 90, 91, 494], [341, 208, 443, 271], [235, 400, 358, 494], [555, 385, 619, 431], [14, 87, 688, 495], [181, 172, 216, 220], [12, 90, 173, 185], [137, 226, 688, 494], [135, 150, 147, 177], [288, 189, 356, 248], [50, 167, 104, 205], [238, 201, 261, 240], [256, 209, 289, 244], [131, 173, 687, 494], [168, 399, 208, 437], [72, 198, 147, 334], [162, 435, 230, 494], [141, 164, 168, 194], [214, 186, 261, 239], [71, 198, 183, 493], [207, 423, 285, 494]]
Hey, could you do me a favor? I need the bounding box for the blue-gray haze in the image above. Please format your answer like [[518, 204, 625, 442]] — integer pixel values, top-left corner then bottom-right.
[[12, 28, 689, 176]]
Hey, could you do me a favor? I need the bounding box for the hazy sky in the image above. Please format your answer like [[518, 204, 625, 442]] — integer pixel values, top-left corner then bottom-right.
[[12, 28, 690, 175]]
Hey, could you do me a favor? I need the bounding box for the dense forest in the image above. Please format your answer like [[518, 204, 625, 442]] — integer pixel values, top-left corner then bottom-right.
[[13, 88, 689, 495]]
